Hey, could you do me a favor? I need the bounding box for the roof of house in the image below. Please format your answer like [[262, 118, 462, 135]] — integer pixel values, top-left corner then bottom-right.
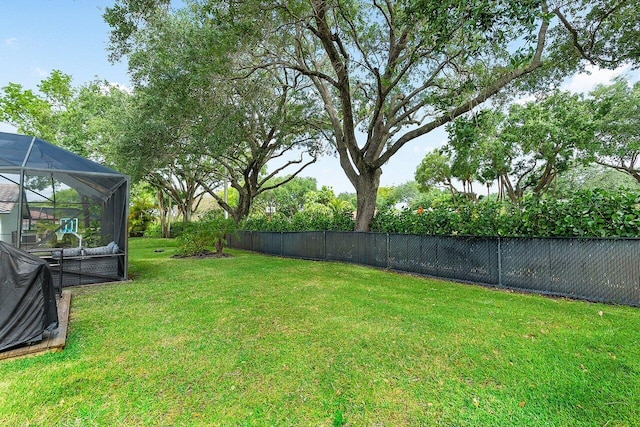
[[29, 210, 55, 220], [0, 184, 19, 214]]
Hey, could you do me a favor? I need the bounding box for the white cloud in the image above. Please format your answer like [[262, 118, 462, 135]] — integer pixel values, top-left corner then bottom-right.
[[102, 81, 133, 95], [32, 67, 48, 77], [562, 64, 632, 94], [411, 140, 440, 155], [4, 37, 17, 47], [514, 94, 536, 105]]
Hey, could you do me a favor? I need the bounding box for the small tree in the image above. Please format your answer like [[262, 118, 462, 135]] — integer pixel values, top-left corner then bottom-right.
[[176, 212, 237, 257], [206, 212, 238, 255]]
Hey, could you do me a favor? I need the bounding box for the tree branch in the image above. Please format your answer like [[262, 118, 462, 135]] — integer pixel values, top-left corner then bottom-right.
[[376, 7, 550, 167]]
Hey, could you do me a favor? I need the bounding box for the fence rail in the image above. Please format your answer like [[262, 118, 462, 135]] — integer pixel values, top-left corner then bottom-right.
[[228, 231, 640, 307]]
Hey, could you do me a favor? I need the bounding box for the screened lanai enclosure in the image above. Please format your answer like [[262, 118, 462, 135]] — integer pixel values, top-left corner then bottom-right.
[[0, 132, 129, 286]]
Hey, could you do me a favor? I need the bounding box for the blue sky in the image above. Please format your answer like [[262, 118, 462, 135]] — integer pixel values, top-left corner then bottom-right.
[[1, 2, 637, 194], [0, 1, 128, 93]]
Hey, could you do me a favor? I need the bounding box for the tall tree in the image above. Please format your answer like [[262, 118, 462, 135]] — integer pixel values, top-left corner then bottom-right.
[[414, 149, 457, 197], [0, 72, 131, 229], [444, 114, 494, 198], [240, 0, 640, 229], [496, 92, 593, 200], [252, 176, 318, 217], [1, 71, 74, 148], [108, 90, 213, 227], [106, 0, 640, 230], [195, 71, 327, 222], [107, 5, 328, 223], [420, 92, 594, 202], [586, 78, 640, 182], [0, 70, 130, 162]]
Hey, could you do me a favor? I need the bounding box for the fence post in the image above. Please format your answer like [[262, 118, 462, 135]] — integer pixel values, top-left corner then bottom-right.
[[497, 237, 502, 288], [280, 232, 284, 256], [386, 233, 390, 269], [323, 231, 327, 260]]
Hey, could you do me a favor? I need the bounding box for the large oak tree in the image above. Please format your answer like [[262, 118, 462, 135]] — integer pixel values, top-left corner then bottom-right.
[[107, 4, 328, 223], [107, 0, 640, 230]]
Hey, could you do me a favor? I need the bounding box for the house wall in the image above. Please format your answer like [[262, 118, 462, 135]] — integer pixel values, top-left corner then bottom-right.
[[0, 206, 20, 244]]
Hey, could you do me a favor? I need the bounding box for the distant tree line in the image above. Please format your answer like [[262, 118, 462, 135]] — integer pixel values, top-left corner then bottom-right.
[[415, 79, 640, 202]]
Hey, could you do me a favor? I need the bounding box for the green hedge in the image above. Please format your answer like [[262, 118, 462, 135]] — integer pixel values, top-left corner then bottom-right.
[[242, 210, 355, 232], [242, 189, 640, 238]]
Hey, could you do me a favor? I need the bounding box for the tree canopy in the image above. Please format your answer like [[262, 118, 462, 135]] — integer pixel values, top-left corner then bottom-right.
[[586, 78, 640, 182], [0, 70, 129, 161], [416, 78, 640, 202], [101, 0, 639, 230], [107, 6, 329, 223]]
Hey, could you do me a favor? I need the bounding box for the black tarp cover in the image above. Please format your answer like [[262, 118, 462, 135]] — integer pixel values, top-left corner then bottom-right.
[[0, 241, 58, 352]]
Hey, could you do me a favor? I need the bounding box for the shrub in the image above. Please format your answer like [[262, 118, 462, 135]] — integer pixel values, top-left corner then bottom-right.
[[242, 209, 354, 232], [175, 212, 238, 256], [143, 222, 162, 238], [176, 222, 216, 256], [242, 189, 640, 238], [202, 211, 238, 254], [128, 196, 156, 237], [169, 221, 188, 238]]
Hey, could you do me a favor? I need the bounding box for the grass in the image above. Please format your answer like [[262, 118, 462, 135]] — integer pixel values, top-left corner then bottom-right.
[[1, 238, 639, 426]]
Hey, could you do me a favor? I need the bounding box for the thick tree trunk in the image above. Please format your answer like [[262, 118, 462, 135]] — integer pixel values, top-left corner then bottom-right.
[[232, 189, 252, 223], [162, 215, 171, 238], [214, 238, 224, 254], [353, 168, 382, 232], [533, 161, 555, 195], [180, 205, 191, 223]]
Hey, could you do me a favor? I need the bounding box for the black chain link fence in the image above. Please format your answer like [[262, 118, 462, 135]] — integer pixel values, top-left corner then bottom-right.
[[228, 231, 640, 307]]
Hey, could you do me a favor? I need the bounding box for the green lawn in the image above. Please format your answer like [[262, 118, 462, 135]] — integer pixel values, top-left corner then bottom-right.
[[1, 238, 639, 426]]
